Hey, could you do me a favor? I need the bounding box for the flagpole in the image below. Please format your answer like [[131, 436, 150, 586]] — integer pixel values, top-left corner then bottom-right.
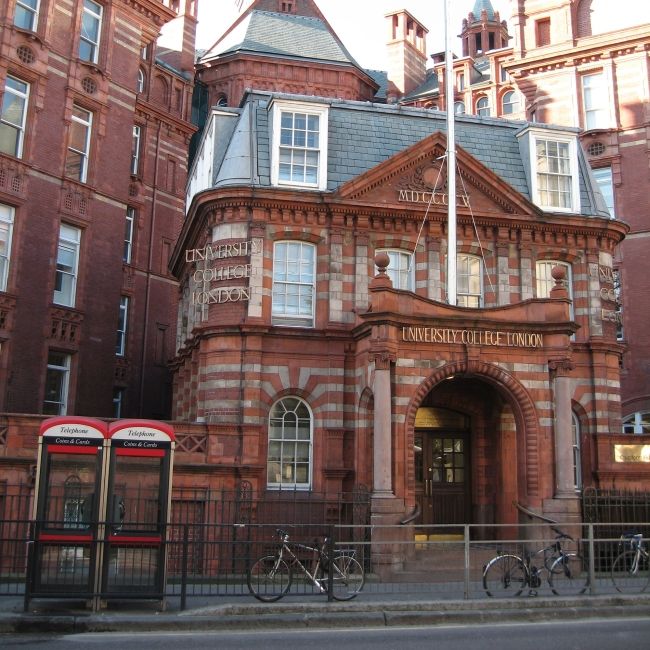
[[444, 0, 457, 306]]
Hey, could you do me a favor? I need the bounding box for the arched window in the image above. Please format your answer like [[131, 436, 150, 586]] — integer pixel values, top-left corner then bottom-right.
[[536, 260, 574, 325], [216, 95, 227, 107], [376, 249, 414, 291], [622, 412, 650, 435], [501, 90, 520, 115], [476, 96, 490, 117], [457, 254, 482, 307], [267, 397, 313, 489], [136, 68, 145, 94], [454, 101, 465, 115]]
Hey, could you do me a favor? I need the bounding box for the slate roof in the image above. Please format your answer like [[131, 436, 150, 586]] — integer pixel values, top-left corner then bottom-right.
[[471, 0, 497, 22], [202, 91, 609, 220], [200, 10, 362, 68], [402, 71, 440, 103]]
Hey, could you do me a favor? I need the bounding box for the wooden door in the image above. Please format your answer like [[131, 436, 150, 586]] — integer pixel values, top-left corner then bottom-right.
[[415, 432, 470, 528]]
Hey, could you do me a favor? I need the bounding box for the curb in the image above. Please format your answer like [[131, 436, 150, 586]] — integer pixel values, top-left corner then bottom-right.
[[3, 595, 650, 634]]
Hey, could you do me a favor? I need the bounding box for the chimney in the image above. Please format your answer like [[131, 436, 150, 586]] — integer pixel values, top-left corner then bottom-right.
[[385, 10, 428, 101]]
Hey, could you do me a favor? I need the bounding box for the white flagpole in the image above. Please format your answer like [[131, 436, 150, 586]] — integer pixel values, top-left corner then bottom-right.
[[444, 0, 457, 306]]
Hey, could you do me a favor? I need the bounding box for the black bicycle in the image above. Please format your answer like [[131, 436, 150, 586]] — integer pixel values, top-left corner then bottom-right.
[[483, 526, 588, 597], [247, 529, 365, 602]]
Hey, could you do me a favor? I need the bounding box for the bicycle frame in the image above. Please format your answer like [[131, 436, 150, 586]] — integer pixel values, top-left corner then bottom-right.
[[623, 534, 648, 574], [275, 536, 327, 592]]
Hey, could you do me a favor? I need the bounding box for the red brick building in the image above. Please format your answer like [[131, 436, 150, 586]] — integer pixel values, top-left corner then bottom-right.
[[391, 1, 650, 440], [0, 0, 197, 423], [1, 0, 648, 540]]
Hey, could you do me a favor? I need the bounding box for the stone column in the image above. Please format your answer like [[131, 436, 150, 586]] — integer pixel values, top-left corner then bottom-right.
[[372, 351, 393, 497]]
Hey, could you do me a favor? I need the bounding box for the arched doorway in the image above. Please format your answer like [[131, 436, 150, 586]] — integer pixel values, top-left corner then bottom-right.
[[412, 376, 521, 530]]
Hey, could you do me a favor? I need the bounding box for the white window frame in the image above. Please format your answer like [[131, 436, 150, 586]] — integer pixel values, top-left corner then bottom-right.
[[54, 224, 81, 307], [456, 253, 483, 307], [377, 249, 414, 291], [501, 90, 519, 115], [66, 105, 92, 183], [457, 73, 465, 91], [0, 204, 15, 292], [136, 68, 145, 93], [622, 412, 650, 435], [476, 96, 490, 117], [113, 387, 125, 418], [43, 351, 71, 415], [116, 295, 129, 356], [454, 101, 465, 115], [572, 412, 582, 491], [131, 124, 141, 175], [79, 0, 103, 64], [267, 396, 313, 490], [536, 259, 573, 302], [14, 0, 40, 31], [581, 71, 610, 131], [124, 207, 135, 263], [591, 166, 615, 218], [523, 128, 580, 213], [272, 241, 315, 328], [269, 100, 328, 190], [0, 76, 29, 158]]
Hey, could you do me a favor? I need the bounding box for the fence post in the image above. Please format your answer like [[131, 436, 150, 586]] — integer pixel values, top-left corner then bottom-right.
[[464, 524, 470, 600], [588, 522, 596, 596], [23, 522, 35, 613], [180, 524, 189, 611], [326, 525, 334, 602]]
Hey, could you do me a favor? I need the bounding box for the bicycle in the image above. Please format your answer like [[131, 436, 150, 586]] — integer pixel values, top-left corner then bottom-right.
[[611, 532, 649, 593], [483, 525, 588, 597], [247, 528, 365, 602]]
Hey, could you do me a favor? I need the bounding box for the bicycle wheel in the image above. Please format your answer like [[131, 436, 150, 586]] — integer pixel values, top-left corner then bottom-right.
[[611, 550, 650, 593], [328, 555, 365, 601], [247, 555, 292, 602], [548, 553, 588, 596], [483, 554, 526, 597]]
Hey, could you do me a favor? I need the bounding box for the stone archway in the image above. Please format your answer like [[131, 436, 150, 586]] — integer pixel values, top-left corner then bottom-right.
[[403, 360, 541, 528]]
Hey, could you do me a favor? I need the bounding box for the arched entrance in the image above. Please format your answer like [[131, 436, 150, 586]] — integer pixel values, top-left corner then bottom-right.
[[412, 375, 524, 530]]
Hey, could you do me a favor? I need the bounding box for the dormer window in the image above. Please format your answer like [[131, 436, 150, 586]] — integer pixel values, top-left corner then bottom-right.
[[269, 100, 328, 190], [280, 1, 294, 12], [518, 127, 580, 213]]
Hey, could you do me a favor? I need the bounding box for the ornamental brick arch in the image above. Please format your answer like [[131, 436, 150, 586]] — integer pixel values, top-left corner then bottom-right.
[[403, 359, 541, 502]]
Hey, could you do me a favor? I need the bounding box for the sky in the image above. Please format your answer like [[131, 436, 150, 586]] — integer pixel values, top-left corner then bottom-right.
[[195, 0, 511, 65], [194, 0, 647, 69]]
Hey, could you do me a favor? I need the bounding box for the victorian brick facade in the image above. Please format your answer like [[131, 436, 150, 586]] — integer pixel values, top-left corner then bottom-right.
[[0, 0, 196, 429]]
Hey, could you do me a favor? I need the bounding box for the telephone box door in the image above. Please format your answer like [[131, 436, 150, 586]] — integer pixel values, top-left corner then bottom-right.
[[30, 417, 108, 598], [103, 420, 175, 599]]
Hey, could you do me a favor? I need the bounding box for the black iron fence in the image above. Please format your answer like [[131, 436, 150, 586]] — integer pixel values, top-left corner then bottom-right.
[[1, 485, 650, 608]]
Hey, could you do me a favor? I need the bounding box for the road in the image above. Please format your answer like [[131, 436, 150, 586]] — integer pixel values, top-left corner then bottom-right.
[[2, 617, 649, 649]]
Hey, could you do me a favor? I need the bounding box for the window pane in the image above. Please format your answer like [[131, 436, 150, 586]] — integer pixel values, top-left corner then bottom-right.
[[277, 109, 321, 186], [14, 0, 39, 31], [44, 352, 70, 415]]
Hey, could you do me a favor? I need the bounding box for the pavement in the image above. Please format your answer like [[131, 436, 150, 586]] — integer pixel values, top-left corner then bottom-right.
[[2, 590, 650, 634]]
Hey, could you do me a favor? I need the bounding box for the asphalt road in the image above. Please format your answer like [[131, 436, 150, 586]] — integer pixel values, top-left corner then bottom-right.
[[2, 617, 650, 649]]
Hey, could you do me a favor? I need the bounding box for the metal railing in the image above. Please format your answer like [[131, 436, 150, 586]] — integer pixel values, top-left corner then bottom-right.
[[3, 519, 650, 609]]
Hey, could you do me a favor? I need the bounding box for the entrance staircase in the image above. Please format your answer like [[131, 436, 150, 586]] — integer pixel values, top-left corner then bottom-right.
[[385, 534, 495, 583]]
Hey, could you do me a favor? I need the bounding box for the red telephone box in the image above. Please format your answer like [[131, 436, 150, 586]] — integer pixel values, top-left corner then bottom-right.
[[29, 416, 109, 600], [102, 419, 175, 600]]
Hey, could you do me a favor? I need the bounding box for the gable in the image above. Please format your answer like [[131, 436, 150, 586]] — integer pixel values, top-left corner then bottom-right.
[[335, 132, 539, 217]]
